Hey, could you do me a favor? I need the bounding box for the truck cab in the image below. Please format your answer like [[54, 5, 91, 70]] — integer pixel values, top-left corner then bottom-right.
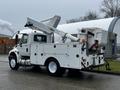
[[8, 30, 47, 69], [18, 31, 47, 59]]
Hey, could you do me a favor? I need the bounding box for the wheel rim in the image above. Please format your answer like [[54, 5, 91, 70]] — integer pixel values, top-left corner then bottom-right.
[[10, 59, 16, 68], [48, 61, 57, 73]]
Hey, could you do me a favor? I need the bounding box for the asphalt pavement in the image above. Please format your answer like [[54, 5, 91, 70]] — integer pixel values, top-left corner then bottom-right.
[[0, 55, 120, 90]]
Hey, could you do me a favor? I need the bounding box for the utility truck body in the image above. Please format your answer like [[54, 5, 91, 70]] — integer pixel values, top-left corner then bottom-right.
[[8, 16, 105, 76]]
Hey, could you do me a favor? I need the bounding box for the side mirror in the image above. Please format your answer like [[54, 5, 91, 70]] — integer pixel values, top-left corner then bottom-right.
[[15, 34, 18, 45]]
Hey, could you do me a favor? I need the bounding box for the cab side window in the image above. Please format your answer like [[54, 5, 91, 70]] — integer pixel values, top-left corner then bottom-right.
[[21, 34, 28, 44], [34, 35, 47, 43]]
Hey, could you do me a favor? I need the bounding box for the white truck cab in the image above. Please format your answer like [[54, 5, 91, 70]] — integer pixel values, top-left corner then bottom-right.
[[18, 32, 47, 58]]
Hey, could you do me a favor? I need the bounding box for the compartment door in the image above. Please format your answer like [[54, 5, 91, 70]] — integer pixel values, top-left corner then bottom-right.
[[31, 44, 43, 65]]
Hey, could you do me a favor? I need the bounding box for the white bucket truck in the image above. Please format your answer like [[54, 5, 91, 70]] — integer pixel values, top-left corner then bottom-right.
[[8, 16, 105, 76]]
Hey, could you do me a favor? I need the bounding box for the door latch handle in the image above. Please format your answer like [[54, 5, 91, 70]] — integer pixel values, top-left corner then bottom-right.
[[34, 53, 37, 56], [26, 48, 28, 52]]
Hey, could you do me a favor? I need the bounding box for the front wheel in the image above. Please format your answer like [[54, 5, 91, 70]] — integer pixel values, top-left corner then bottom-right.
[[46, 60, 65, 76], [9, 55, 19, 70]]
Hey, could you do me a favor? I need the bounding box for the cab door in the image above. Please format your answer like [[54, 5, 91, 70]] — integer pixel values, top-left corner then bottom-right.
[[18, 34, 30, 57]]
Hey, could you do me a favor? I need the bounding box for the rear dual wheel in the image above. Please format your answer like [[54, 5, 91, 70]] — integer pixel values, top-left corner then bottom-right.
[[46, 59, 65, 76]]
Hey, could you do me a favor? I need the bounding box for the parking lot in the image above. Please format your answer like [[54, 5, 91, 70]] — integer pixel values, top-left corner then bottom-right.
[[0, 55, 120, 90]]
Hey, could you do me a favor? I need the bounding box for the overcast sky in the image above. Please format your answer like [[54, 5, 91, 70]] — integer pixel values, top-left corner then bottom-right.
[[0, 0, 103, 30]]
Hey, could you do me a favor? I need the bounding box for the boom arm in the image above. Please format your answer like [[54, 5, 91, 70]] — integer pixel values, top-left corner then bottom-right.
[[24, 16, 79, 42]]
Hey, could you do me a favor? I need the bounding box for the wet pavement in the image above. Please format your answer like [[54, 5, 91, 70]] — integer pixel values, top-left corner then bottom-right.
[[0, 55, 120, 90]]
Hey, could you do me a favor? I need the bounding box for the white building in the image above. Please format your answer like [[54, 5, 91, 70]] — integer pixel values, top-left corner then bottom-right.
[[56, 17, 120, 58], [57, 17, 120, 43]]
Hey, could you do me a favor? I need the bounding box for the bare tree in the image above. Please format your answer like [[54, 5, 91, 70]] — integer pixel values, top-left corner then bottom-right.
[[81, 11, 99, 21], [66, 18, 81, 23], [66, 11, 99, 23], [101, 0, 120, 17]]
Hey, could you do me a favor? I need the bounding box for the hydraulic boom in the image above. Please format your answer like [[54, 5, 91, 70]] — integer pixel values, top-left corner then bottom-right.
[[24, 16, 79, 42]]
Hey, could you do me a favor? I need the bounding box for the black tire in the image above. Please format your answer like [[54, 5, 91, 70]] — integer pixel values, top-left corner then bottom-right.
[[9, 55, 19, 70], [46, 59, 64, 76]]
